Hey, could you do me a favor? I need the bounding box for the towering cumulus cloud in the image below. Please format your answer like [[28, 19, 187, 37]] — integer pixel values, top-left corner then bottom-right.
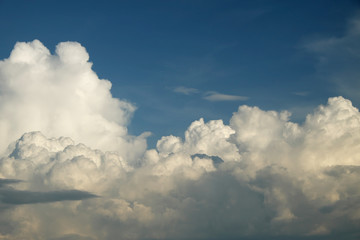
[[0, 40, 148, 159], [0, 40, 360, 240]]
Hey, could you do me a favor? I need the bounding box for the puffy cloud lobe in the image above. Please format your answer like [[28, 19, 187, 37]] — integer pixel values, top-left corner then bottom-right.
[[0, 41, 360, 239], [157, 118, 240, 162], [56, 42, 89, 64], [0, 40, 147, 158]]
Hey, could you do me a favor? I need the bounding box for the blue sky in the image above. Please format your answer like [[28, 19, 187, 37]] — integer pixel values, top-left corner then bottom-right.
[[0, 0, 359, 146]]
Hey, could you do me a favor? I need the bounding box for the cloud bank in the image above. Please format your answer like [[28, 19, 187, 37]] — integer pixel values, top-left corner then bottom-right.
[[0, 40, 360, 240]]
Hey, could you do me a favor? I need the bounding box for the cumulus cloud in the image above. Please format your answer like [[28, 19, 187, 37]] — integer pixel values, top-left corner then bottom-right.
[[203, 91, 248, 101], [0, 40, 360, 240], [0, 40, 149, 159]]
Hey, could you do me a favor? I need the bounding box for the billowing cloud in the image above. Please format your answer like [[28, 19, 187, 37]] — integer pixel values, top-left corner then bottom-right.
[[0, 40, 360, 240], [203, 91, 248, 101]]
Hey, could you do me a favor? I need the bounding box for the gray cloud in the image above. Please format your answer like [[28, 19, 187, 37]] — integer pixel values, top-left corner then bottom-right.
[[0, 179, 23, 188], [0, 188, 97, 205], [203, 91, 248, 101], [0, 178, 97, 205], [174, 86, 199, 95], [50, 235, 96, 240]]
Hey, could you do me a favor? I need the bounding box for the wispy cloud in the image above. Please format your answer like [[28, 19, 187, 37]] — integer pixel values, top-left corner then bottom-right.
[[174, 86, 199, 95], [203, 91, 248, 101], [174, 87, 248, 102], [293, 91, 310, 97], [303, 14, 360, 102]]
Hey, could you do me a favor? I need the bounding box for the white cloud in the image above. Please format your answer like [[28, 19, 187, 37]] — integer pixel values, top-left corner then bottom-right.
[[0, 40, 149, 160], [203, 91, 248, 101], [1, 40, 360, 240], [173, 86, 199, 95], [0, 97, 360, 239]]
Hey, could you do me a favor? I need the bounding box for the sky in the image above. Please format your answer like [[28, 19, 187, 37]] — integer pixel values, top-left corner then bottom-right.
[[1, 0, 359, 145], [0, 0, 360, 240]]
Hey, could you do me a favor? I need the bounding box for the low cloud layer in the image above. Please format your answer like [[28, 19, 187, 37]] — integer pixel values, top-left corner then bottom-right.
[[0, 40, 360, 240]]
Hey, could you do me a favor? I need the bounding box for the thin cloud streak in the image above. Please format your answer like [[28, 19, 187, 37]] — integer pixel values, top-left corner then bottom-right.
[[174, 86, 199, 95], [0, 189, 98, 205], [0, 178, 98, 205], [203, 91, 249, 101], [303, 14, 360, 102], [174, 86, 248, 102]]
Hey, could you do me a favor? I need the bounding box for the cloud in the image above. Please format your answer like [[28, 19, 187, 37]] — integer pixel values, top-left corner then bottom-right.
[[203, 91, 248, 101], [0, 177, 97, 206], [173, 87, 248, 102], [0, 40, 148, 159], [0, 179, 23, 187], [0, 188, 97, 205], [174, 86, 199, 95], [293, 91, 310, 97], [1, 40, 360, 240], [1, 97, 360, 239], [304, 14, 360, 103]]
